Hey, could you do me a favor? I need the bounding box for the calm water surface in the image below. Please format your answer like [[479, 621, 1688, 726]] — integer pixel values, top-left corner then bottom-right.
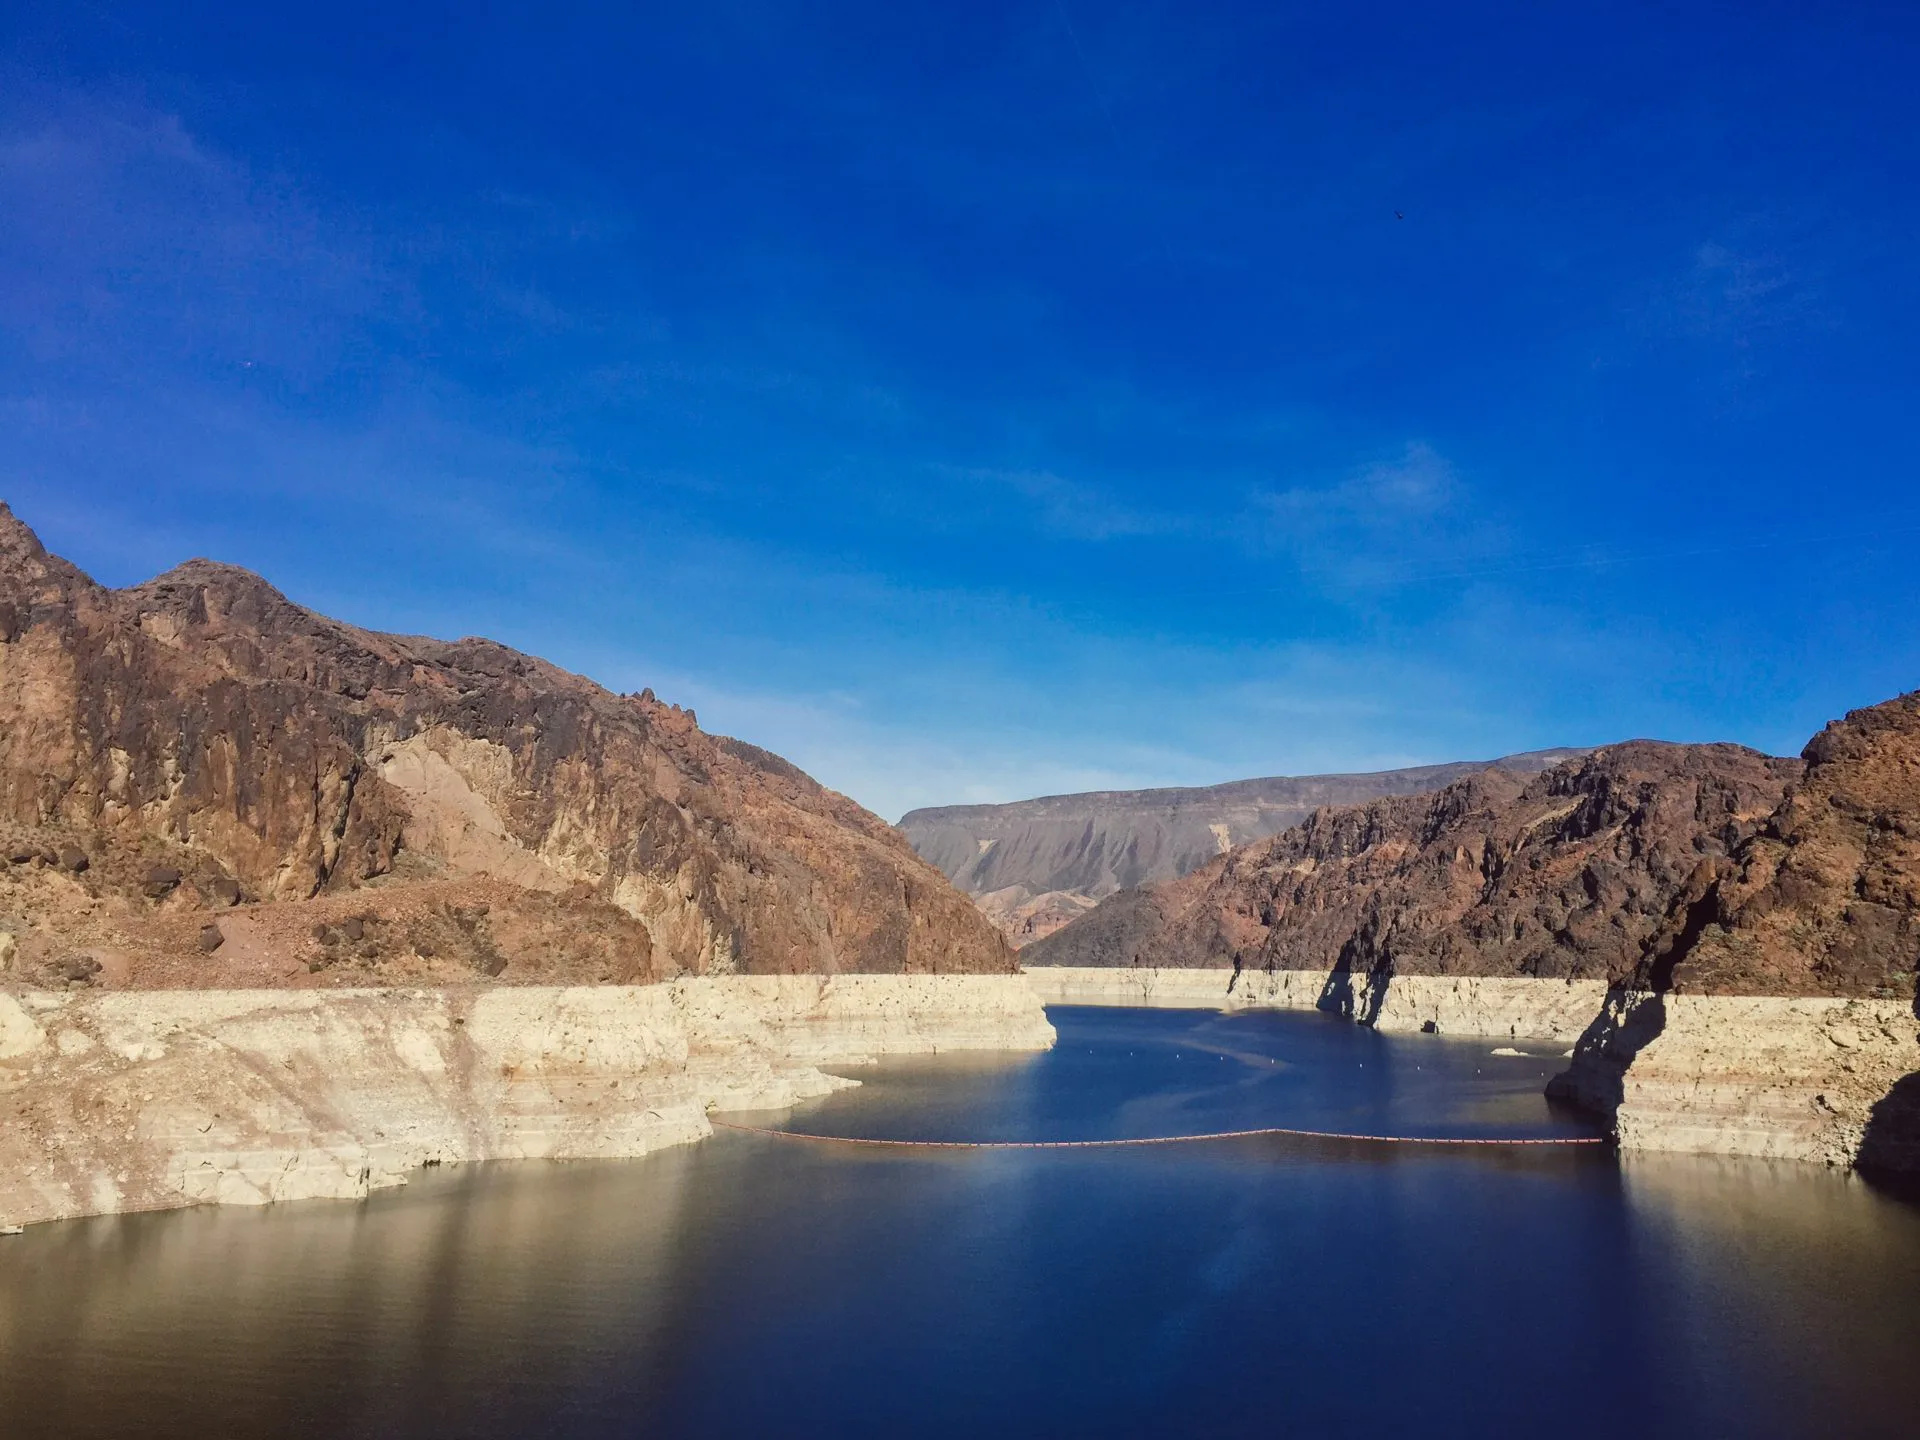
[[4, 1005, 1919, 1438]]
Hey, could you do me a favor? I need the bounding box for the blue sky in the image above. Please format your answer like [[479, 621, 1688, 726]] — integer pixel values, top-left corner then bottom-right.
[[3, 2, 1917, 820]]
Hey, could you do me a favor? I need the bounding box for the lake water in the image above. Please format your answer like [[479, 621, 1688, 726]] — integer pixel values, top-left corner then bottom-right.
[[4, 1004, 1919, 1438]]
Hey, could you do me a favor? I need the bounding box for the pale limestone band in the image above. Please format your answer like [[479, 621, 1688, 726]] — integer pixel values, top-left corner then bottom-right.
[[1025, 966, 1919, 1169], [7, 967, 1913, 1231], [0, 975, 1056, 1230]]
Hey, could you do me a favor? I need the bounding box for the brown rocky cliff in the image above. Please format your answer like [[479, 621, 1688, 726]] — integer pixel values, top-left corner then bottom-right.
[[0, 504, 1012, 986], [1667, 690, 1920, 999], [900, 748, 1588, 947], [1026, 742, 1807, 991]]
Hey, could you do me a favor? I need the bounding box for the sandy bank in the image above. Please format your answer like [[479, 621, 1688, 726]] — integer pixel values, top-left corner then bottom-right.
[[0, 975, 1056, 1229]]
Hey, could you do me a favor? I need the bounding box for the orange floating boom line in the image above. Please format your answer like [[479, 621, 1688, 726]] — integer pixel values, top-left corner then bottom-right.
[[709, 1118, 1608, 1149]]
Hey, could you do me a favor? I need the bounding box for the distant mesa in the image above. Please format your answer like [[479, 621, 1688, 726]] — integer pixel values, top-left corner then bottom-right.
[[899, 749, 1587, 947]]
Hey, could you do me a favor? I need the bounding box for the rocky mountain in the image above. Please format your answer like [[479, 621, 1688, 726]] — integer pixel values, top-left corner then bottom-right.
[[899, 749, 1587, 946], [1659, 690, 1920, 1000], [1025, 692, 1920, 1002], [1021, 741, 1801, 983], [1023, 690, 1920, 1177], [0, 504, 1013, 990], [1547, 693, 1920, 1173]]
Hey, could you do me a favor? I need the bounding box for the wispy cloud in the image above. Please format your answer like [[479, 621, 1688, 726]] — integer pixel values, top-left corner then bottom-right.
[[1669, 242, 1807, 342], [933, 462, 1180, 541], [1626, 231, 1835, 387], [3, 71, 1881, 827], [1243, 441, 1510, 592], [0, 96, 393, 378], [1255, 440, 1457, 530]]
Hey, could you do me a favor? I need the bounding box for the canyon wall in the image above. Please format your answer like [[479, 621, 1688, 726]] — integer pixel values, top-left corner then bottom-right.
[[1025, 965, 1609, 1043], [0, 503, 1013, 991], [0, 505, 1056, 1228], [0, 974, 1056, 1229], [899, 749, 1585, 946], [1026, 705, 1920, 1172], [1026, 966, 1919, 1166], [1023, 742, 1801, 983]]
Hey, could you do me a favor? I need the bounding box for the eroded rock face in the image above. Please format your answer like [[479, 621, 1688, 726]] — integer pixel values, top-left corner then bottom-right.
[[973, 886, 1099, 947], [899, 750, 1588, 945], [0, 505, 1012, 986], [1035, 698, 1920, 1005], [1025, 742, 1805, 989], [1028, 703, 1920, 1171], [1666, 692, 1920, 1000]]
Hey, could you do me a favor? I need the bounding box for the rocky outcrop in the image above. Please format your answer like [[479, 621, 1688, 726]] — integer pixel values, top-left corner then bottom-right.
[[1025, 711, 1920, 1172], [0, 974, 1056, 1228], [973, 885, 1099, 947], [0, 504, 1013, 987], [1662, 690, 1920, 1001], [1550, 691, 1920, 1172], [1557, 993, 1919, 1167], [1024, 742, 1801, 986], [899, 750, 1585, 945]]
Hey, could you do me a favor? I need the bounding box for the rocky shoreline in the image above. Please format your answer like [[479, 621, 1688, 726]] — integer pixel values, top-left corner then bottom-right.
[[0, 974, 1056, 1229], [1019, 691, 1920, 1176], [1025, 965, 1920, 1169]]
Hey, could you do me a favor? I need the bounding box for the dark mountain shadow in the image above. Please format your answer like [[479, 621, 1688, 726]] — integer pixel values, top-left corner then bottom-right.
[[1545, 988, 1666, 1122], [1856, 976, 1920, 1200], [1856, 1074, 1920, 1201], [1315, 943, 1387, 1027], [1544, 887, 1713, 1125]]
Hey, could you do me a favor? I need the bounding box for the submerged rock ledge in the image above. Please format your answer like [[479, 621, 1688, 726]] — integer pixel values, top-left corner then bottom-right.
[[0, 974, 1056, 1229], [1027, 966, 1920, 1170]]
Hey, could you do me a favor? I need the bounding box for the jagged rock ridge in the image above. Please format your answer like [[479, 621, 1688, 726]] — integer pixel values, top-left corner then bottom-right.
[[1028, 697, 1920, 1005], [0, 504, 1013, 989], [1022, 741, 1808, 989], [900, 749, 1587, 946], [1666, 691, 1920, 1000]]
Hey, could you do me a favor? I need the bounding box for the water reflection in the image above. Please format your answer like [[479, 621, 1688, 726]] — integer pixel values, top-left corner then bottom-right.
[[1617, 1152, 1920, 1434], [1, 1006, 1916, 1439], [0, 1152, 702, 1437]]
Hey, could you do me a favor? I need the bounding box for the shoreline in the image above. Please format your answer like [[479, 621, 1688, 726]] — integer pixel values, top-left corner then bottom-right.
[[9, 961, 1915, 1229], [1024, 965, 1920, 1171], [0, 974, 1056, 1230]]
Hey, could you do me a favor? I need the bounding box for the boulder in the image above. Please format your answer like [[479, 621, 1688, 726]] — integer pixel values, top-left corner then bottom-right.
[[47, 955, 101, 986]]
